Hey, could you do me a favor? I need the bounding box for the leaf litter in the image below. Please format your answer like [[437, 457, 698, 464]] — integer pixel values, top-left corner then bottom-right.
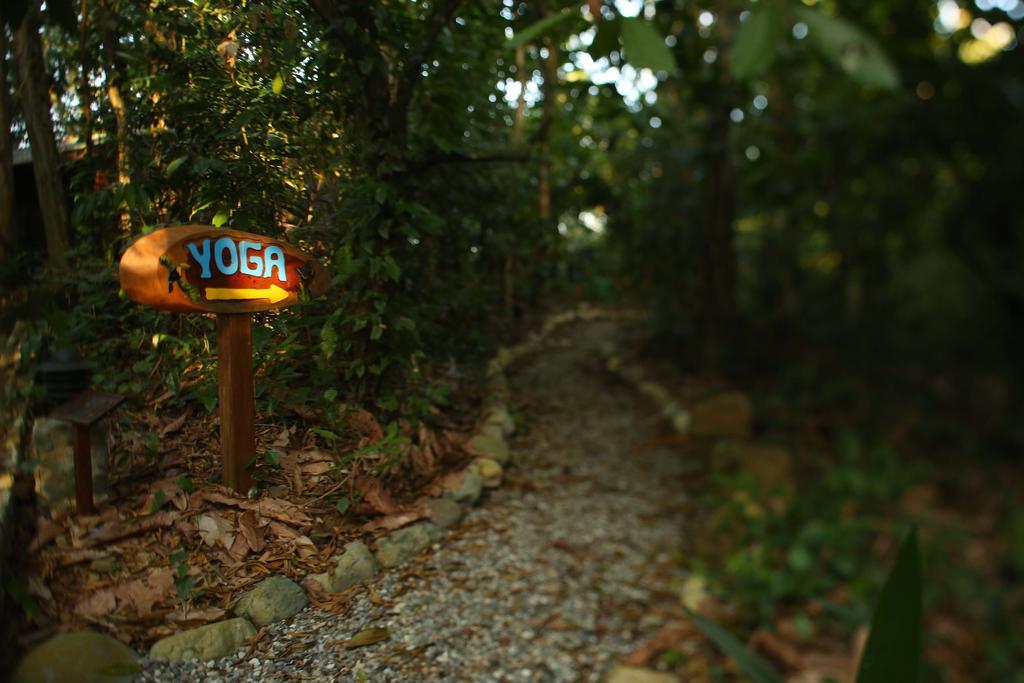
[[20, 401, 475, 651]]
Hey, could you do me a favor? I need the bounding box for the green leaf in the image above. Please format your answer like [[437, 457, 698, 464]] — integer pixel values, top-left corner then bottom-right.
[[786, 544, 814, 572], [4, 575, 39, 620], [320, 320, 337, 359], [312, 427, 338, 443], [323, 388, 338, 402], [175, 475, 194, 493], [166, 156, 189, 176], [795, 7, 899, 90], [731, 4, 784, 80], [855, 529, 922, 683], [212, 211, 229, 227], [272, 73, 285, 94], [508, 8, 575, 49], [175, 574, 196, 601], [335, 497, 350, 514], [589, 18, 620, 60], [149, 489, 168, 514], [619, 18, 676, 73], [685, 608, 784, 683]]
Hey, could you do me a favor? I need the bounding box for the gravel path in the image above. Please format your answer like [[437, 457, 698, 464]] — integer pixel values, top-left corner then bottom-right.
[[139, 319, 695, 682]]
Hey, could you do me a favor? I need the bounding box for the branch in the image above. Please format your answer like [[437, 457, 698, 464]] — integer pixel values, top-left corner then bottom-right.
[[388, 0, 462, 150], [307, 0, 392, 136], [407, 148, 532, 174]]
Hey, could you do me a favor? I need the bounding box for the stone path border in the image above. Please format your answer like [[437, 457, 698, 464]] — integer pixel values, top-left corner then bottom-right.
[[600, 344, 692, 435]]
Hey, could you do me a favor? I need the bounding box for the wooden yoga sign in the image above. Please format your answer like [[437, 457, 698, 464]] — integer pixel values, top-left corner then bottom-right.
[[120, 225, 328, 492]]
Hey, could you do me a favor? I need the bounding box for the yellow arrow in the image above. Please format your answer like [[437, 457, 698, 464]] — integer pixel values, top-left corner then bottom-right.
[[205, 284, 289, 304]]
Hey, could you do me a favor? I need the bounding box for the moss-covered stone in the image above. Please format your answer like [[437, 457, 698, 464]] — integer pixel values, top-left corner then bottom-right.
[[149, 618, 256, 662], [13, 630, 140, 683]]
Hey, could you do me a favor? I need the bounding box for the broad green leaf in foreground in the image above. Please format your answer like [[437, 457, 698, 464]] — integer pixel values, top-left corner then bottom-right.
[[165, 156, 189, 176], [795, 7, 899, 90], [589, 17, 621, 60], [855, 528, 923, 683], [620, 17, 676, 73], [731, 4, 785, 80], [507, 8, 576, 49], [685, 608, 785, 683]]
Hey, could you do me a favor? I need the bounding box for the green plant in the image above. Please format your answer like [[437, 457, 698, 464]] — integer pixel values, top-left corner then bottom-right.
[[700, 432, 923, 623], [3, 575, 39, 620], [688, 529, 923, 683], [170, 549, 198, 603]]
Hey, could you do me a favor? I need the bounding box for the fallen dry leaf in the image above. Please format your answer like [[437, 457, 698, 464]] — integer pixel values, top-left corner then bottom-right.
[[113, 567, 175, 617], [159, 408, 191, 438], [354, 475, 398, 515], [27, 575, 53, 602], [193, 489, 312, 527], [166, 606, 226, 625], [227, 534, 250, 562], [283, 403, 318, 420], [344, 627, 390, 649], [749, 629, 804, 673], [238, 510, 265, 553], [268, 520, 302, 542], [789, 653, 854, 683], [76, 589, 116, 620], [55, 548, 110, 567], [197, 512, 235, 550], [272, 425, 293, 448], [140, 477, 189, 513], [407, 444, 435, 477], [294, 535, 318, 559], [361, 509, 427, 533], [86, 511, 180, 547], [301, 461, 334, 477], [345, 409, 384, 443], [622, 624, 694, 666], [29, 517, 67, 552], [305, 580, 351, 615]]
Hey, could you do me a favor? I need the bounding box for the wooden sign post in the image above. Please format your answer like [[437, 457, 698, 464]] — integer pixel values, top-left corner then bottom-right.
[[119, 225, 327, 492]]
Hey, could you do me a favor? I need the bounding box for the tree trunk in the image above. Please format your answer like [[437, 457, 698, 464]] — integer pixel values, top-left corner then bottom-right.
[[0, 30, 16, 261], [700, 103, 737, 322], [12, 5, 70, 269], [537, 38, 558, 225], [696, 0, 738, 359], [100, 0, 131, 233], [512, 46, 528, 146], [77, 0, 94, 159]]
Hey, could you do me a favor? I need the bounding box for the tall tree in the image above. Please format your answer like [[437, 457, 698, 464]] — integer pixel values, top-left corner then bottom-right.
[[0, 28, 16, 260], [12, 2, 69, 269]]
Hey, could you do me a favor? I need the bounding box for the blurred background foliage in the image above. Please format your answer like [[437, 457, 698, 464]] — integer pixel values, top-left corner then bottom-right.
[[2, 0, 1023, 678]]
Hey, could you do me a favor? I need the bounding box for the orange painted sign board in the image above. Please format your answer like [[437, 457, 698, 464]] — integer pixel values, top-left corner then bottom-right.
[[119, 225, 328, 314]]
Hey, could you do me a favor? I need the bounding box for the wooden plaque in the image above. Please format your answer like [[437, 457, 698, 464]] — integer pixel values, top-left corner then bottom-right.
[[119, 225, 328, 313]]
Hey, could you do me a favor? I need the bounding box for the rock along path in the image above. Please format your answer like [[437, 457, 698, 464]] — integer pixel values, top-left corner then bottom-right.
[[140, 318, 695, 682]]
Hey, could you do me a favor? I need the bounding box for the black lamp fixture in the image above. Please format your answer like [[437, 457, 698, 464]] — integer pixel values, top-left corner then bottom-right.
[[35, 347, 92, 407]]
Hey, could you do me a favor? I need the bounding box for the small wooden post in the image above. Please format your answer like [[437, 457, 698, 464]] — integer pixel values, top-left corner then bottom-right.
[[71, 424, 94, 515], [52, 390, 124, 516], [217, 313, 254, 493]]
